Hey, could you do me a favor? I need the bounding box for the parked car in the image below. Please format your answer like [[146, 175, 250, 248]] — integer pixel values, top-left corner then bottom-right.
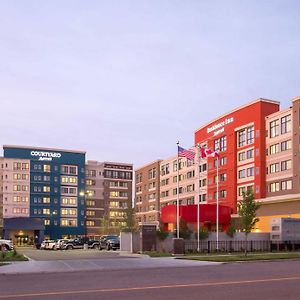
[[40, 240, 56, 250], [0, 239, 14, 251], [55, 239, 69, 250], [62, 238, 100, 250], [106, 236, 120, 251], [99, 235, 119, 250]]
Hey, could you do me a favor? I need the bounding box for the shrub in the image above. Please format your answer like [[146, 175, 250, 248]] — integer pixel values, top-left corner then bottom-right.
[[226, 225, 236, 238]]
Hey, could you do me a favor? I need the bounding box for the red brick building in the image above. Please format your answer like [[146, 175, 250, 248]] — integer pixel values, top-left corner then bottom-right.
[[194, 99, 279, 214]]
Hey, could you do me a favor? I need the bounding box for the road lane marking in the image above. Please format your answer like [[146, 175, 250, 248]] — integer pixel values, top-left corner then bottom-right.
[[2, 276, 300, 298]]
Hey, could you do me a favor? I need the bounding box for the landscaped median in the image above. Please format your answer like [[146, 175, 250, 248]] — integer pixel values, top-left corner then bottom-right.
[[0, 250, 28, 265], [145, 251, 300, 262]]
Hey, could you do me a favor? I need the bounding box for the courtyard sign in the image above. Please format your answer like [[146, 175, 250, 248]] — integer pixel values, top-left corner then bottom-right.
[[30, 151, 62, 161]]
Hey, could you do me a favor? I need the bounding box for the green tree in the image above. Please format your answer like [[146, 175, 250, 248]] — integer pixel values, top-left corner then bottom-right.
[[195, 227, 209, 240], [178, 219, 191, 240], [121, 206, 136, 232], [237, 190, 260, 256]]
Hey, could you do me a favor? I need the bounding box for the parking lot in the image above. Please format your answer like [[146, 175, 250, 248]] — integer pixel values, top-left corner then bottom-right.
[[17, 247, 122, 261]]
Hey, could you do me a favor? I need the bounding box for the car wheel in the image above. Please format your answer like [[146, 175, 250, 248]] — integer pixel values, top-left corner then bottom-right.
[[113, 248, 117, 251], [93, 244, 99, 249], [106, 244, 111, 251], [67, 245, 73, 250]]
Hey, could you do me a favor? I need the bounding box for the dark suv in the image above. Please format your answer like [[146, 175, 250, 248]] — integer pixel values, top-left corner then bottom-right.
[[99, 235, 120, 251]]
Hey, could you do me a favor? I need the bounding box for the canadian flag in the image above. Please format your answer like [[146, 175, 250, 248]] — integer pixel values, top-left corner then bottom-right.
[[200, 148, 219, 158]]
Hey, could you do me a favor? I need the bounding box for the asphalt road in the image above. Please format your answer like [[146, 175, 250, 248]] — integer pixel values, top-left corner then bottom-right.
[[1, 260, 300, 299]]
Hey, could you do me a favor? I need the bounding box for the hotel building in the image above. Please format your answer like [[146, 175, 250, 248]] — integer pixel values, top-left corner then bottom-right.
[[85, 161, 133, 235], [194, 98, 280, 215], [135, 160, 161, 225], [257, 96, 300, 231], [1, 145, 86, 243]]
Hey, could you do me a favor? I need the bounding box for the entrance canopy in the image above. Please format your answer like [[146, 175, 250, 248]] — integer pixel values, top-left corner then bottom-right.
[[161, 204, 231, 225], [4, 217, 45, 231]]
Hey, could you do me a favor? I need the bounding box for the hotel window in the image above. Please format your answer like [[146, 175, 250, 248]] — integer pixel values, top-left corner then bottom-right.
[[269, 144, 280, 155], [86, 210, 96, 216], [238, 130, 246, 147], [43, 197, 50, 204], [220, 173, 227, 182], [149, 182, 156, 190], [281, 180, 292, 190], [13, 173, 21, 180], [238, 152, 246, 161], [270, 163, 280, 173], [247, 126, 254, 144], [43, 186, 50, 192], [214, 139, 220, 151], [86, 221, 95, 227], [61, 197, 77, 206], [61, 219, 77, 227], [86, 179, 95, 186], [187, 170, 195, 178], [238, 187, 246, 196], [238, 170, 246, 179], [61, 176, 78, 184], [269, 182, 280, 192], [13, 208, 21, 214], [186, 184, 194, 192], [86, 169, 96, 177], [61, 165, 78, 175], [13, 185, 21, 191], [281, 140, 292, 151], [219, 136, 227, 151], [21, 185, 28, 191], [270, 119, 280, 138], [86, 200, 95, 206], [148, 168, 157, 179], [13, 162, 21, 170], [61, 187, 77, 195], [246, 167, 254, 177], [43, 165, 51, 172], [220, 190, 227, 198], [44, 219, 50, 226], [246, 149, 254, 159], [43, 175, 50, 181], [61, 208, 77, 216], [43, 208, 50, 215], [281, 115, 291, 134], [281, 160, 292, 171], [22, 163, 29, 170], [220, 157, 227, 166]]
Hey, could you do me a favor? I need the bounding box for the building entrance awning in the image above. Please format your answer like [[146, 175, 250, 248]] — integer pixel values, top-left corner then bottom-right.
[[4, 217, 45, 231]]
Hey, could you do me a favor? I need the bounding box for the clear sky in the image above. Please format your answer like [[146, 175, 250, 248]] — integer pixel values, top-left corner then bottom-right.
[[1, 1, 300, 168]]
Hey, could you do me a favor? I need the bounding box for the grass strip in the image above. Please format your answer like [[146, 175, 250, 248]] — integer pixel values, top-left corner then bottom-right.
[[180, 252, 300, 262], [0, 251, 28, 262]]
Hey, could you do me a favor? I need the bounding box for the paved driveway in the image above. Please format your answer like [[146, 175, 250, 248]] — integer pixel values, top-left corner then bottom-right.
[[1, 248, 221, 274], [17, 247, 121, 261]]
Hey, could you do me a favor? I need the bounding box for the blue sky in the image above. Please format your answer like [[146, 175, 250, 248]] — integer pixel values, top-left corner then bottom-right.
[[1, 1, 300, 167]]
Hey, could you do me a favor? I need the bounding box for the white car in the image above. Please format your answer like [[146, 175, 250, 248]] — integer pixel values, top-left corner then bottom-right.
[[0, 239, 14, 251], [40, 240, 56, 250], [55, 239, 69, 250]]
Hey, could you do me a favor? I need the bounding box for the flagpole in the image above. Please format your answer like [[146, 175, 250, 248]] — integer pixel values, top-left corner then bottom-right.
[[216, 155, 219, 251], [176, 141, 180, 239], [197, 145, 201, 252]]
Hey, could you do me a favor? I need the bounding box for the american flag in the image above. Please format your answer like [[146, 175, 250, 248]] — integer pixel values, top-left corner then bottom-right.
[[178, 146, 195, 160]]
